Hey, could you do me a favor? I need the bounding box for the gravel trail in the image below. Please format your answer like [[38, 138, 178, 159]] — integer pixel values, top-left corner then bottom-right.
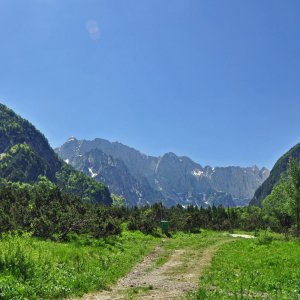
[[79, 238, 232, 300]]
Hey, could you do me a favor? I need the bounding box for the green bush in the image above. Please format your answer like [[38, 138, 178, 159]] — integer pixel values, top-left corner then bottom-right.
[[256, 230, 274, 245]]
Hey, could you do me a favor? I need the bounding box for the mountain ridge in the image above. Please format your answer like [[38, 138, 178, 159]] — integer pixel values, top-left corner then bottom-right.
[[56, 136, 270, 207]]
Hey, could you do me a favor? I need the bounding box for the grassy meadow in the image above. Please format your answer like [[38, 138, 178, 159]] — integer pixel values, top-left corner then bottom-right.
[[189, 232, 300, 299], [1, 230, 300, 299], [0, 231, 159, 299]]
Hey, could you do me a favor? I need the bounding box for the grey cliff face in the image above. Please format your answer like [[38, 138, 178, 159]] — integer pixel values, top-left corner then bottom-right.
[[56, 137, 269, 207]]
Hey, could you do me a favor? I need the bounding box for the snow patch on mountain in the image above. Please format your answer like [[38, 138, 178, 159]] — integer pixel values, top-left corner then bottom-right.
[[88, 168, 98, 178], [67, 136, 77, 142], [192, 169, 204, 176]]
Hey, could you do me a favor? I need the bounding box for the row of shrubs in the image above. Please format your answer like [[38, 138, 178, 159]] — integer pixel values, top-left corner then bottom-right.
[[2, 176, 295, 240]]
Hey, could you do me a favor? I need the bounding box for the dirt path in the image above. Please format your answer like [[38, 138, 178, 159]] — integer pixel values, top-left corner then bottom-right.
[[229, 234, 255, 239], [79, 238, 232, 300]]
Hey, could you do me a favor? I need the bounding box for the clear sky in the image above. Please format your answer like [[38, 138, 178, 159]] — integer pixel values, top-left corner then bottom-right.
[[1, 0, 300, 168]]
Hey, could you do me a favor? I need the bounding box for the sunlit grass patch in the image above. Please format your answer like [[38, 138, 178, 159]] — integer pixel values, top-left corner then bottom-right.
[[0, 231, 159, 299], [190, 237, 300, 299]]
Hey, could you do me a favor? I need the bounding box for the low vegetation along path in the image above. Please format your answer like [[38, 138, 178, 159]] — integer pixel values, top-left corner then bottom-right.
[[80, 235, 238, 300]]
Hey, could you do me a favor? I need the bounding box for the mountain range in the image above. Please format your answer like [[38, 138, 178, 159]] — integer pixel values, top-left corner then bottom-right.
[[0, 102, 271, 208], [56, 137, 270, 207]]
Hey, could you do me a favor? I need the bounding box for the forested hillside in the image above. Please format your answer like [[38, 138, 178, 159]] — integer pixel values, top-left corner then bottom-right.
[[250, 143, 300, 206], [0, 104, 111, 205]]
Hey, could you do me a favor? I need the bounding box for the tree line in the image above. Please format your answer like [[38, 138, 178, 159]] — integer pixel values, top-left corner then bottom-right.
[[1, 159, 300, 240]]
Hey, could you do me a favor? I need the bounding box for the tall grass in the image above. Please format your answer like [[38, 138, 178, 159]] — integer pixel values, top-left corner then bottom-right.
[[0, 231, 159, 299], [190, 235, 300, 299]]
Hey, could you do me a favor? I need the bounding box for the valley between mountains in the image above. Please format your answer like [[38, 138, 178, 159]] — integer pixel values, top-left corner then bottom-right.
[[2, 103, 300, 300], [2, 1, 300, 299]]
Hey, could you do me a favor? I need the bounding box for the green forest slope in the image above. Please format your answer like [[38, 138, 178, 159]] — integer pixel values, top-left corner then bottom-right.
[[250, 142, 300, 206], [0, 103, 111, 205]]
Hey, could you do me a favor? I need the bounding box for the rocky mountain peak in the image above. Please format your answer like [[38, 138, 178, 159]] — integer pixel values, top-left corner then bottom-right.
[[67, 136, 78, 142], [56, 137, 270, 207]]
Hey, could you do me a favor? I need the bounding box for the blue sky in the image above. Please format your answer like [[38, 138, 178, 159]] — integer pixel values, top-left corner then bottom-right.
[[1, 0, 300, 168]]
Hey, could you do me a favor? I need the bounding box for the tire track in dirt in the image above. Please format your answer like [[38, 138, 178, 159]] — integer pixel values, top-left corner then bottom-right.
[[79, 238, 233, 300]]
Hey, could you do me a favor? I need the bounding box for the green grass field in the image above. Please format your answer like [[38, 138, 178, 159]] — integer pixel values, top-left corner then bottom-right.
[[0, 231, 159, 299], [2, 230, 300, 299], [190, 233, 300, 299]]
